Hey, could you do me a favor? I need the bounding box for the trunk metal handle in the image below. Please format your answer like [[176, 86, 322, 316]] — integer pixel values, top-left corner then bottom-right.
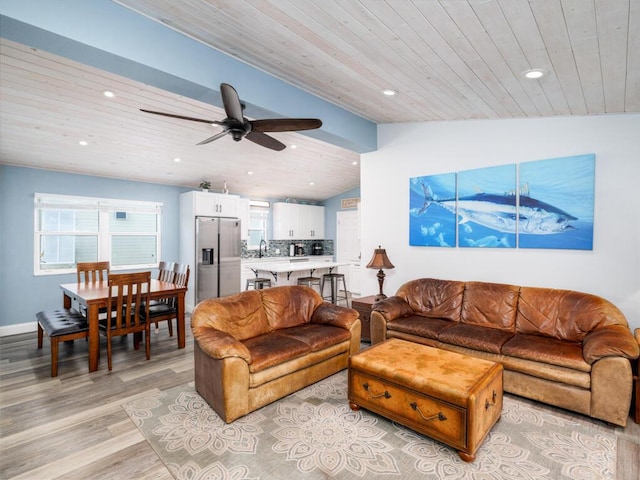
[[362, 382, 391, 399], [485, 390, 497, 410], [410, 402, 447, 422]]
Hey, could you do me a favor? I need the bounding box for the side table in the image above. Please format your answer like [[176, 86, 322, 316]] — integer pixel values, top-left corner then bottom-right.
[[351, 295, 378, 342]]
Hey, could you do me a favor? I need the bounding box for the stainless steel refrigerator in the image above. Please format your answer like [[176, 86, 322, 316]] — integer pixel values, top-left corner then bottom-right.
[[195, 217, 241, 303]]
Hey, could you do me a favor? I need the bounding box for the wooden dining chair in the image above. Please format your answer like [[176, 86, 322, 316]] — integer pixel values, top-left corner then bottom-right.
[[77, 261, 110, 282], [143, 263, 190, 339], [76, 261, 110, 317], [157, 261, 175, 283], [150, 261, 175, 331], [100, 271, 151, 371]]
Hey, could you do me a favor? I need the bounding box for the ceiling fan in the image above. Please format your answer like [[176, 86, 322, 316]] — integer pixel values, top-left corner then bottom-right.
[[141, 83, 322, 151]]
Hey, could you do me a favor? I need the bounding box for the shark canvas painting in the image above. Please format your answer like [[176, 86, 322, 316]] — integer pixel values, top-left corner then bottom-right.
[[409, 173, 456, 247], [518, 154, 595, 250], [457, 164, 517, 248], [408, 154, 595, 250]]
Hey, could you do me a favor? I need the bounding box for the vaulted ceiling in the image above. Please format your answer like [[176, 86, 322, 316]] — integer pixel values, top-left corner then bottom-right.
[[1, 0, 638, 201]]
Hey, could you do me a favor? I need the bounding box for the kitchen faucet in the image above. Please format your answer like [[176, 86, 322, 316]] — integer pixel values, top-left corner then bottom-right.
[[259, 239, 267, 258]]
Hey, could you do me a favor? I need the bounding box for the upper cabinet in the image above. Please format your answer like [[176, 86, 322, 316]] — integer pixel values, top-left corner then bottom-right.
[[182, 191, 239, 218], [272, 202, 325, 240]]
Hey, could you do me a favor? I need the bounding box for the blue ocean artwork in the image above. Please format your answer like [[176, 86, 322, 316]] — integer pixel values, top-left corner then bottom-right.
[[409, 173, 456, 247], [518, 154, 595, 250], [457, 164, 517, 248]]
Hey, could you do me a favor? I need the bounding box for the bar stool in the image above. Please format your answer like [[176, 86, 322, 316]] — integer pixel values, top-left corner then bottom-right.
[[246, 277, 272, 290], [298, 276, 321, 293], [321, 273, 349, 307]]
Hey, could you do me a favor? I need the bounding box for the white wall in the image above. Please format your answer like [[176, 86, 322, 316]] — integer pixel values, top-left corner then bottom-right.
[[360, 114, 640, 331]]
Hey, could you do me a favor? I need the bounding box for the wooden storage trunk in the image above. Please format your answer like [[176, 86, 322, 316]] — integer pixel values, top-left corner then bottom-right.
[[348, 339, 503, 462]]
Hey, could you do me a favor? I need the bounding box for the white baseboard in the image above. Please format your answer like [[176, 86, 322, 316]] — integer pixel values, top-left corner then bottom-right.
[[0, 322, 37, 337]]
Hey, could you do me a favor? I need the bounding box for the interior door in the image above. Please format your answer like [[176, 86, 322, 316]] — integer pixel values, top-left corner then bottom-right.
[[336, 210, 360, 262]]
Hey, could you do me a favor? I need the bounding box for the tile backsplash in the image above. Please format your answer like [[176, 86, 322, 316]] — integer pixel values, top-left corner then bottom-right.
[[242, 239, 334, 259]]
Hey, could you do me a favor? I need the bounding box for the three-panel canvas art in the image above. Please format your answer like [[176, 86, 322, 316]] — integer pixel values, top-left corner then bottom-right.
[[409, 154, 595, 250]]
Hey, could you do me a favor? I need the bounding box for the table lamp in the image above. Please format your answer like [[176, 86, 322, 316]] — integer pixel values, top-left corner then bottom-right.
[[366, 245, 395, 301]]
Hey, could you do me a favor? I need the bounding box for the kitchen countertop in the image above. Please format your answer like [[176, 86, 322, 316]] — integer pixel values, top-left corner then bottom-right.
[[242, 256, 332, 264]]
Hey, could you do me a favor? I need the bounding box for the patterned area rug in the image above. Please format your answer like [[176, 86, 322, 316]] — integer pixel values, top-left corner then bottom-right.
[[123, 371, 616, 480]]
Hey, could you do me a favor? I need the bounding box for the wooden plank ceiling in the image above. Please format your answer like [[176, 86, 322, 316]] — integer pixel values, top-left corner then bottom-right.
[[117, 0, 639, 122], [1, 0, 638, 201]]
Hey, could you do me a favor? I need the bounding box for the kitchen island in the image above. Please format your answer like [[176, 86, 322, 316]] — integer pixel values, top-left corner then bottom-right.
[[247, 260, 349, 282]]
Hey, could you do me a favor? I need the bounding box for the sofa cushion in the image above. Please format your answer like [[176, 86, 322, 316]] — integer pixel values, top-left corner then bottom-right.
[[502, 333, 590, 372], [439, 324, 514, 354], [515, 287, 627, 342], [192, 290, 270, 341], [387, 314, 455, 340], [243, 333, 310, 373], [262, 285, 323, 330], [461, 282, 519, 331], [279, 324, 351, 352], [396, 278, 465, 322], [434, 342, 591, 389]]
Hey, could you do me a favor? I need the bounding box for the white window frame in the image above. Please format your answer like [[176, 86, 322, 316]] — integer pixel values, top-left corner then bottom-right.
[[34, 193, 162, 276], [247, 201, 270, 250]]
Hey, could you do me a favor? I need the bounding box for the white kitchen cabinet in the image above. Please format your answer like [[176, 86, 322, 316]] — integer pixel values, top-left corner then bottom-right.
[[184, 190, 239, 217], [300, 204, 325, 238], [272, 202, 324, 239], [237, 197, 250, 241]]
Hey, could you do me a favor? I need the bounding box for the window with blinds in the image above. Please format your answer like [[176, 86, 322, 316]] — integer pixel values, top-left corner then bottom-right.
[[247, 202, 270, 250], [34, 193, 162, 275]]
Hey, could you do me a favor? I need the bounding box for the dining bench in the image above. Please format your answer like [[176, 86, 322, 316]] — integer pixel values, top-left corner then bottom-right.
[[37, 308, 89, 377]]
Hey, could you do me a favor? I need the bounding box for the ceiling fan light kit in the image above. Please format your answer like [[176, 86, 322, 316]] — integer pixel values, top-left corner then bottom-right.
[[141, 83, 322, 151]]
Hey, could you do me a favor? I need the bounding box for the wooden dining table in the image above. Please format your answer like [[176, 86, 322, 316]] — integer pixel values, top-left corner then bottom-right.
[[60, 279, 187, 372]]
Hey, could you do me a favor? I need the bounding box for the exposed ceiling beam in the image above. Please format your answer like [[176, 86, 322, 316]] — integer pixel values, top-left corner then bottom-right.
[[0, 0, 376, 153]]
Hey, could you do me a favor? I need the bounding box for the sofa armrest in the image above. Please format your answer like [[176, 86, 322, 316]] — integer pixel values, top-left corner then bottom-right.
[[192, 327, 252, 363], [371, 296, 412, 321], [310, 302, 360, 330], [582, 325, 640, 364]]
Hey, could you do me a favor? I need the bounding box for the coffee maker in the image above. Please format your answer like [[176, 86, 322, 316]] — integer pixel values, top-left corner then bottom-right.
[[311, 242, 323, 255], [294, 243, 305, 256]]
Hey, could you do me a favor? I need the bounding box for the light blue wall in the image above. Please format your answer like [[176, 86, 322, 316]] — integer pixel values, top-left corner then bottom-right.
[[0, 165, 358, 330], [321, 186, 361, 257], [0, 165, 191, 329]]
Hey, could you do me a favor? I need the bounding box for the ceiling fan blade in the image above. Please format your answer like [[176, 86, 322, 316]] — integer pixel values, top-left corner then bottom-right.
[[246, 131, 286, 151], [197, 130, 228, 145], [251, 118, 322, 132], [140, 109, 221, 125], [220, 83, 244, 123]]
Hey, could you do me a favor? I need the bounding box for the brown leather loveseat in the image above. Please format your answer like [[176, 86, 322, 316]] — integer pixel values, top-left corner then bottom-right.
[[370, 278, 639, 426], [192, 285, 361, 422]]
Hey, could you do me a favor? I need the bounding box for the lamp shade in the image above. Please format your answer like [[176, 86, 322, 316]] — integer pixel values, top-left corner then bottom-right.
[[366, 246, 395, 270]]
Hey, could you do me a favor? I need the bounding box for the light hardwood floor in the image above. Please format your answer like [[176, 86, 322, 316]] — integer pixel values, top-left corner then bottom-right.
[[1, 326, 638, 479]]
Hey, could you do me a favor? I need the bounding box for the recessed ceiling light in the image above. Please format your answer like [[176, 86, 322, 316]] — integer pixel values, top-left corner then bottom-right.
[[173, 157, 181, 163], [290, 144, 298, 149], [247, 171, 254, 175], [309, 181, 315, 186], [352, 161, 358, 166], [78, 140, 88, 146], [102, 90, 115, 98], [381, 88, 398, 96], [522, 69, 547, 79]]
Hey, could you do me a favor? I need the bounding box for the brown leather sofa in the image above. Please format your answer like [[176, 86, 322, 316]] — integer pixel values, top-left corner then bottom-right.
[[192, 285, 361, 422], [370, 278, 639, 427]]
